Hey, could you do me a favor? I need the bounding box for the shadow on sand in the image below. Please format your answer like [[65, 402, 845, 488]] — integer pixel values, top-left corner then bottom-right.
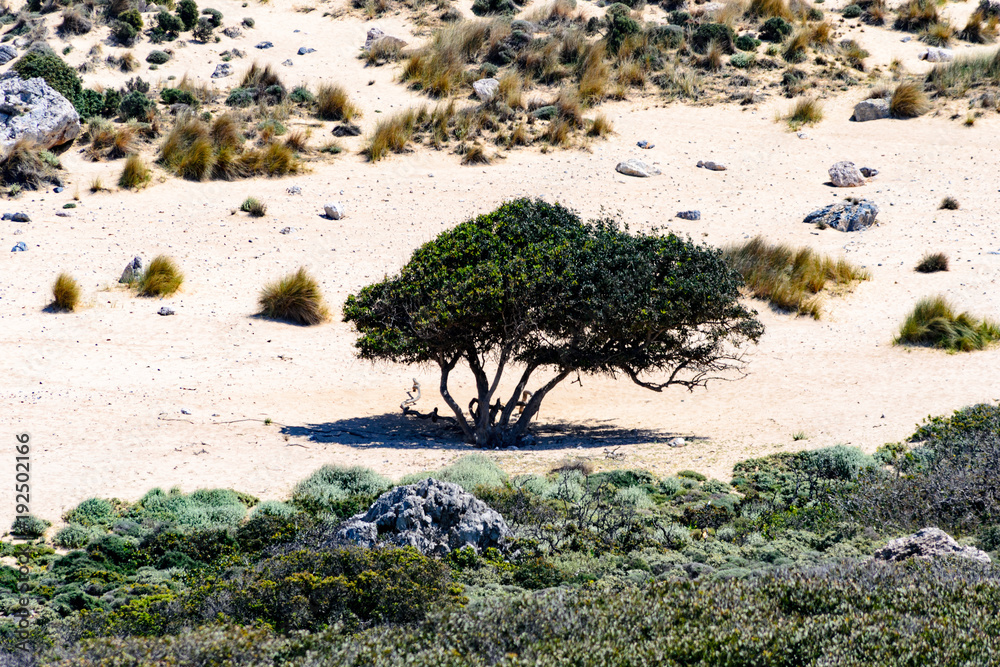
[[281, 413, 704, 452]]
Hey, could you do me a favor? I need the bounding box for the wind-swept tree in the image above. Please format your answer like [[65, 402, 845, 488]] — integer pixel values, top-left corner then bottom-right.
[[344, 199, 763, 448]]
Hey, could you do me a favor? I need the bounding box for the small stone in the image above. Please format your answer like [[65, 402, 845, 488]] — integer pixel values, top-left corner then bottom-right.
[[697, 160, 727, 171], [920, 47, 953, 62], [615, 158, 661, 177], [472, 77, 499, 102], [55, 212, 69, 218], [281, 59, 293, 66], [158, 306, 175, 316], [180, 408, 191, 415], [297, 46, 316, 55], [796, 131, 809, 139], [637, 140, 654, 149], [279, 226, 294, 234], [828, 161, 866, 187], [255, 41, 274, 49], [211, 63, 232, 78], [860, 167, 878, 178], [676, 211, 701, 221], [53, 186, 64, 193], [119, 256, 143, 283], [332, 123, 362, 137], [12, 228, 21, 234], [286, 185, 302, 195], [669, 437, 686, 447], [901, 36, 912, 42], [852, 98, 891, 122], [11, 241, 26, 252], [324, 202, 345, 220]]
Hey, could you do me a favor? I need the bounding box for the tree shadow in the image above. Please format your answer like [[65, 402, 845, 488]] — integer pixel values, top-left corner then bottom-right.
[[280, 413, 703, 451]]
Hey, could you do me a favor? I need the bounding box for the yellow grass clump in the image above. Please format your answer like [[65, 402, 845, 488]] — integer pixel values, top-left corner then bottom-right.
[[137, 255, 183, 297], [258, 268, 328, 325], [51, 273, 80, 312], [895, 296, 1000, 351]]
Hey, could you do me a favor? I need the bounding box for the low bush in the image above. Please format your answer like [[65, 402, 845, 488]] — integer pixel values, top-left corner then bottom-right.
[[11, 514, 51, 538], [316, 83, 361, 121], [137, 255, 183, 297], [691, 22, 736, 53], [400, 454, 508, 491], [915, 252, 948, 273], [58, 6, 92, 35], [290, 465, 391, 515], [843, 3, 862, 18], [64, 497, 119, 527], [119, 90, 154, 121], [939, 195, 959, 210], [760, 16, 792, 42], [894, 296, 1000, 351], [472, 0, 524, 15], [736, 34, 761, 51], [258, 267, 328, 325], [51, 272, 80, 311], [895, 0, 938, 32], [160, 88, 198, 106], [118, 154, 151, 189], [54, 523, 99, 548], [178, 0, 199, 29], [157, 10, 184, 34], [240, 196, 267, 217], [146, 50, 171, 65]]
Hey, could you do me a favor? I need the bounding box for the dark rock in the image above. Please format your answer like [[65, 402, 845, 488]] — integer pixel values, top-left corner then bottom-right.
[[860, 167, 878, 178], [803, 197, 878, 232], [157, 306, 175, 316], [11, 241, 26, 252], [119, 256, 143, 283], [297, 46, 316, 55], [281, 59, 293, 66], [255, 41, 273, 49], [677, 210, 701, 220], [53, 186, 64, 193], [873, 527, 991, 564], [331, 123, 362, 137], [3, 212, 30, 222], [212, 63, 232, 78], [336, 478, 512, 556]]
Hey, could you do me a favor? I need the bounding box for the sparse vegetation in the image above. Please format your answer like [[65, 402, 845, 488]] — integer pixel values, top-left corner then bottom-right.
[[258, 267, 328, 325], [364, 107, 419, 162], [895, 296, 1000, 351], [315, 83, 361, 121], [50, 273, 80, 311], [889, 80, 930, 118], [723, 236, 870, 318], [137, 255, 184, 297], [118, 154, 151, 189], [0, 139, 62, 191], [240, 196, 267, 217], [915, 252, 949, 273], [782, 95, 823, 128], [940, 196, 959, 210]]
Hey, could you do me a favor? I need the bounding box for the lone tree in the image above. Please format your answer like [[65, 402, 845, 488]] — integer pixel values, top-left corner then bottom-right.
[[344, 199, 764, 448]]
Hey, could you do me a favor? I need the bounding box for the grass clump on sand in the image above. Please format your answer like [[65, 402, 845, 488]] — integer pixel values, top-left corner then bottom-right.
[[723, 236, 870, 318], [0, 139, 62, 190], [118, 154, 151, 189], [240, 196, 267, 217], [316, 83, 361, 121], [926, 47, 1000, 97], [137, 255, 183, 297], [916, 252, 949, 273], [364, 108, 419, 162], [939, 196, 959, 210], [895, 296, 1000, 351], [258, 267, 328, 325], [781, 96, 823, 128], [50, 273, 80, 311], [290, 465, 392, 516], [889, 81, 930, 118]]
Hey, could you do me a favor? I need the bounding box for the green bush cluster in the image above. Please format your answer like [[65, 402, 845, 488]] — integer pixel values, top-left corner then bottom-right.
[[160, 88, 198, 106], [761, 16, 793, 41]]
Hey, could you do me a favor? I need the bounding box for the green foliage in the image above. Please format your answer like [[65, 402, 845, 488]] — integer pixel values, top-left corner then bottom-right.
[[692, 22, 736, 53], [12, 51, 87, 116], [201, 7, 223, 27], [843, 3, 862, 17], [344, 199, 762, 447], [916, 252, 948, 273], [112, 20, 139, 46], [606, 4, 641, 54], [471, 0, 524, 15], [677, 470, 707, 482], [178, 0, 199, 29], [290, 465, 392, 516], [647, 24, 684, 49], [147, 50, 171, 65], [730, 52, 756, 68], [126, 486, 250, 528], [65, 497, 119, 527], [761, 16, 793, 41], [225, 87, 255, 108], [11, 514, 50, 538], [736, 34, 761, 51], [400, 454, 508, 491], [54, 523, 100, 549], [160, 88, 198, 106], [192, 16, 215, 42], [289, 85, 314, 104], [895, 296, 1000, 351], [156, 10, 184, 34], [119, 90, 154, 120]]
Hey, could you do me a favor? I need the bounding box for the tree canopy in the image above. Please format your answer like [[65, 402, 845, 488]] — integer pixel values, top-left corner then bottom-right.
[[343, 199, 763, 447]]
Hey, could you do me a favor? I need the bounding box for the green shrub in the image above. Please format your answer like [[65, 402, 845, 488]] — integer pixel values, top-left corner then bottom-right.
[[760, 16, 792, 41], [119, 90, 154, 120], [843, 3, 862, 17], [678, 470, 707, 482], [54, 523, 98, 549], [11, 514, 50, 538], [692, 22, 736, 53], [157, 10, 184, 34], [731, 52, 756, 68], [112, 20, 138, 46], [192, 16, 215, 41], [65, 497, 119, 527], [242, 16, 255, 28], [289, 85, 314, 104], [916, 252, 948, 273], [647, 24, 683, 49], [12, 52, 83, 112], [291, 465, 391, 515], [201, 7, 223, 27], [400, 454, 508, 491], [178, 0, 199, 29], [119, 8, 143, 31], [669, 10, 691, 25], [147, 50, 171, 64], [472, 0, 524, 15], [606, 4, 641, 53], [160, 88, 198, 106], [736, 34, 761, 51], [240, 196, 267, 216], [895, 296, 1000, 351], [225, 87, 255, 108]]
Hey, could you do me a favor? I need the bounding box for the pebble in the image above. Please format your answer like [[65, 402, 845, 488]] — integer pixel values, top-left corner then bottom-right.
[[297, 46, 315, 55], [669, 437, 687, 447], [280, 226, 295, 234], [281, 59, 293, 66], [676, 210, 701, 221], [181, 408, 191, 415], [637, 140, 654, 149], [53, 186, 64, 193], [286, 185, 302, 195], [11, 241, 26, 252], [12, 228, 21, 234], [255, 41, 274, 48], [157, 306, 175, 316]]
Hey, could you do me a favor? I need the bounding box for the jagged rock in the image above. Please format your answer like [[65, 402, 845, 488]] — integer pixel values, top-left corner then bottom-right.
[[324, 202, 345, 220], [336, 478, 512, 555], [332, 123, 362, 137], [11, 241, 26, 252], [697, 160, 727, 171], [286, 185, 301, 195], [920, 47, 954, 62], [297, 46, 316, 55], [119, 256, 143, 283], [676, 211, 701, 220], [616, 159, 660, 177], [279, 226, 294, 234], [0, 74, 81, 149], [852, 98, 891, 122], [2, 212, 29, 222], [255, 41, 273, 49], [211, 63, 232, 78], [0, 45, 16, 65], [860, 167, 878, 178], [874, 527, 991, 564], [222, 25, 241, 38], [828, 160, 866, 187], [803, 198, 879, 232], [473, 77, 499, 102], [364, 27, 407, 52], [281, 59, 293, 67]]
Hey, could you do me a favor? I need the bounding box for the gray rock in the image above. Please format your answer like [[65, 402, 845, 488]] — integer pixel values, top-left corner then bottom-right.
[[860, 166, 878, 178], [255, 41, 273, 49], [364, 27, 407, 52], [0, 45, 16, 65], [803, 198, 879, 232], [676, 210, 701, 221], [281, 59, 293, 67], [211, 63, 232, 78], [473, 77, 500, 102], [279, 226, 295, 234], [697, 160, 727, 171], [157, 306, 175, 316], [286, 185, 301, 195], [54, 212, 69, 218], [668, 437, 687, 447], [616, 159, 660, 177], [12, 228, 21, 233], [920, 47, 953, 62], [873, 527, 991, 564], [11, 241, 26, 252], [0, 74, 81, 149], [853, 98, 891, 122], [222, 25, 241, 39], [332, 123, 362, 137], [828, 160, 866, 187], [297, 46, 315, 55], [53, 186, 63, 193], [119, 256, 143, 283], [336, 478, 512, 555], [324, 202, 345, 220], [2, 212, 29, 222]]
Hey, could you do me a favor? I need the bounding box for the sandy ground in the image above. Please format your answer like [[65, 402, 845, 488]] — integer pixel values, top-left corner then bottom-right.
[[2, 0, 1000, 531]]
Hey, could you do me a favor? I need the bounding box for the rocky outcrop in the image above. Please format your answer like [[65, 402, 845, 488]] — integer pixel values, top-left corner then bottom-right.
[[803, 198, 879, 232], [119, 256, 142, 283], [829, 161, 866, 187], [364, 27, 407, 52], [853, 98, 891, 122], [697, 160, 726, 171], [873, 527, 991, 564], [0, 74, 81, 149], [616, 159, 660, 177], [336, 478, 511, 555], [920, 47, 954, 62], [0, 45, 16, 65]]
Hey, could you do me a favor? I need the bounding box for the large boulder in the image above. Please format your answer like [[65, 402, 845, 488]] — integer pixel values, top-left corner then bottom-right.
[[364, 27, 407, 52], [873, 527, 991, 564], [0, 74, 81, 149], [473, 77, 499, 102], [852, 98, 891, 122], [920, 47, 954, 62], [828, 160, 866, 187], [616, 158, 661, 177], [803, 197, 879, 232], [336, 478, 511, 556]]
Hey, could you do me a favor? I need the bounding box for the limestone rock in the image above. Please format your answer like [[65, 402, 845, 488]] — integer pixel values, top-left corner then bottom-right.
[[0, 74, 81, 149], [473, 77, 499, 102], [255, 41, 273, 49], [11, 241, 26, 252], [119, 256, 143, 283], [222, 25, 241, 39], [2, 212, 30, 222], [0, 45, 16, 65], [364, 27, 407, 52], [828, 160, 866, 187], [803, 198, 879, 232], [336, 478, 512, 555], [920, 47, 954, 62], [873, 527, 991, 564], [157, 306, 175, 316], [212, 63, 232, 78], [697, 160, 727, 171], [852, 98, 891, 122], [616, 159, 660, 177], [324, 202, 345, 220]]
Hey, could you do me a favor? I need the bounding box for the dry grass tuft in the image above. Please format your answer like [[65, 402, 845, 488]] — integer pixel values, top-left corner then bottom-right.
[[240, 196, 267, 217], [921, 21, 954, 47], [50, 273, 80, 312], [316, 83, 361, 121], [258, 267, 328, 325], [915, 252, 949, 273], [939, 196, 960, 210], [137, 255, 183, 297], [461, 144, 491, 164], [0, 139, 62, 190], [587, 113, 614, 137], [783, 96, 824, 128], [118, 154, 151, 189], [889, 80, 930, 117], [895, 296, 1000, 351], [747, 0, 791, 18], [723, 236, 870, 318], [364, 108, 419, 162]]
